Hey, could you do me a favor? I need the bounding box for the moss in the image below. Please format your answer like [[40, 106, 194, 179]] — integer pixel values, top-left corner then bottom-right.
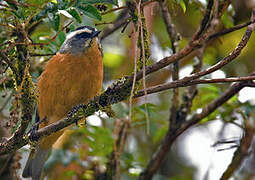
[[67, 76, 133, 121], [18, 65, 37, 134]]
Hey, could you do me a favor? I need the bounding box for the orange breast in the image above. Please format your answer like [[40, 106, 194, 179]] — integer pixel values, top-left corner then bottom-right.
[[37, 39, 103, 149]]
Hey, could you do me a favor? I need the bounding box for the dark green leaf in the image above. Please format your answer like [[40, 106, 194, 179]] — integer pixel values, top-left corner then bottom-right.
[[57, 0, 69, 9], [57, 31, 66, 45], [32, 2, 57, 22], [5, 1, 18, 10], [67, 7, 82, 23], [53, 13, 60, 31], [85, 0, 118, 6], [78, 5, 102, 21]]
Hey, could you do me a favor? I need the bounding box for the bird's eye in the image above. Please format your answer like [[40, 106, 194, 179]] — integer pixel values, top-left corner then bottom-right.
[[75, 32, 92, 39]]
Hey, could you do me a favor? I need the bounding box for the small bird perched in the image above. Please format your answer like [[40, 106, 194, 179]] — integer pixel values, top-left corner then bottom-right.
[[22, 26, 103, 180]]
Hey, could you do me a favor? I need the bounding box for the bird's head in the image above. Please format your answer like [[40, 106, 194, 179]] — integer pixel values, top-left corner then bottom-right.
[[59, 26, 101, 55]]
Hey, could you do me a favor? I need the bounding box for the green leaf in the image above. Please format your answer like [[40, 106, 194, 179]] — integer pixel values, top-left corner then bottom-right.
[[26, 0, 45, 5], [50, 0, 57, 3], [103, 52, 124, 68], [56, 31, 66, 45], [67, 7, 82, 23], [179, 0, 186, 13], [176, 0, 186, 13], [82, 126, 113, 157], [199, 110, 218, 124], [221, 12, 234, 28], [57, 0, 69, 9], [85, 0, 118, 6], [192, 84, 220, 111], [53, 13, 60, 31], [79, 5, 102, 21]]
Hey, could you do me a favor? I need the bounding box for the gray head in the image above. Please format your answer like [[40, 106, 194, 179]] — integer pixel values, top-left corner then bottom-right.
[[59, 26, 101, 54]]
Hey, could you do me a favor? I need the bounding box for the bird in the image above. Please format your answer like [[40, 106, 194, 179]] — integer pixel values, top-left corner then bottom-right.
[[22, 25, 103, 180]]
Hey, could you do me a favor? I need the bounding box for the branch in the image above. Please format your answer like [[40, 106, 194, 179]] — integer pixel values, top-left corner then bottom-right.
[[135, 75, 255, 97], [159, 0, 180, 127], [101, 6, 127, 15], [0, 18, 203, 155], [139, 80, 254, 180], [136, 10, 255, 97], [192, 0, 214, 40], [220, 121, 255, 180], [0, 77, 133, 155], [177, 47, 204, 122], [30, 53, 56, 57], [138, 7, 255, 180], [100, 9, 130, 40], [0, 0, 248, 157], [209, 19, 255, 40]]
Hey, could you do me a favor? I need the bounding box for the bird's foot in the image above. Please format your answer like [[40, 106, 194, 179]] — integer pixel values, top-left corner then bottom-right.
[[28, 117, 47, 141]]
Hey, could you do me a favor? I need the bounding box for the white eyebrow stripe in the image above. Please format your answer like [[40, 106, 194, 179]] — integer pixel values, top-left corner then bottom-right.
[[82, 28, 93, 33], [66, 28, 95, 40]]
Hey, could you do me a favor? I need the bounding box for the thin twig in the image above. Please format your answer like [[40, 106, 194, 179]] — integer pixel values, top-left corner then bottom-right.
[[220, 122, 255, 179], [128, 25, 138, 122], [209, 19, 255, 40], [101, 9, 130, 40], [138, 6, 255, 180], [137, 0, 150, 135], [101, 6, 127, 15], [30, 53, 56, 57], [0, 1, 253, 159], [138, 80, 254, 180], [101, 0, 156, 15], [9, 21, 73, 47], [178, 47, 204, 122], [135, 75, 255, 97], [136, 19, 255, 97], [192, 0, 214, 40], [95, 21, 114, 26]]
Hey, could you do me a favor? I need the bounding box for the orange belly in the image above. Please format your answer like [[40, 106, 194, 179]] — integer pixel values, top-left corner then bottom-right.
[[37, 41, 103, 149]]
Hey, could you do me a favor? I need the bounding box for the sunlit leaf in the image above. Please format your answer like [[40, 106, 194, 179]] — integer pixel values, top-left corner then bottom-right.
[[199, 110, 218, 124], [103, 52, 124, 68], [152, 126, 168, 143], [58, 9, 72, 18], [178, 0, 186, 13], [26, 0, 45, 5], [50, 0, 57, 3], [67, 7, 82, 23]]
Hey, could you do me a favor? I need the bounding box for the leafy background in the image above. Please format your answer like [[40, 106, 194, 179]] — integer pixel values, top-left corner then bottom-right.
[[0, 0, 255, 179]]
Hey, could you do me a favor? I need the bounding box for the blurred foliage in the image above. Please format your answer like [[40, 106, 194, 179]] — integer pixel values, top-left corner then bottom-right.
[[1, 0, 255, 180]]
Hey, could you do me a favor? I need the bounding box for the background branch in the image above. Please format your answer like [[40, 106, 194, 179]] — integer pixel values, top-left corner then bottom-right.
[[135, 75, 255, 97], [220, 121, 255, 180], [139, 79, 254, 180], [159, 0, 180, 129]]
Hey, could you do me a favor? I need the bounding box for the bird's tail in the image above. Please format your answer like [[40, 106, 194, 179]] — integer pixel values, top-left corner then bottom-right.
[[22, 146, 49, 180]]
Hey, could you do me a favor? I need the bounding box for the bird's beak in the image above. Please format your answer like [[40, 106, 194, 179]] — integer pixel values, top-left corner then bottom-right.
[[92, 30, 101, 37]]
